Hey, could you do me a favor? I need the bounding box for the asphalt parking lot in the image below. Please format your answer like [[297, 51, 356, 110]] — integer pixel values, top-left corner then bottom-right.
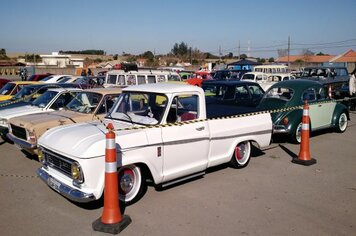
[[0, 113, 355, 236]]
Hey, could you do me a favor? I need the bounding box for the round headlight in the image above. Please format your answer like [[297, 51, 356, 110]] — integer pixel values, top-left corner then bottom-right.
[[71, 162, 83, 183], [38, 149, 45, 164]]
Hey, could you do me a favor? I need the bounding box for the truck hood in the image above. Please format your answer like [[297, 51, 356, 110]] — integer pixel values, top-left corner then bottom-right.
[[38, 121, 150, 159], [9, 110, 92, 138], [0, 105, 43, 120]]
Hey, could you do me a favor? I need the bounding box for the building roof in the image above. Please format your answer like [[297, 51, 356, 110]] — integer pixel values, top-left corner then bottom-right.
[[276, 55, 334, 63], [330, 49, 356, 63]]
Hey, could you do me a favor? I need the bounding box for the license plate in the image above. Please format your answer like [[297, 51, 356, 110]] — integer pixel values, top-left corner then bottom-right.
[[48, 177, 61, 193]]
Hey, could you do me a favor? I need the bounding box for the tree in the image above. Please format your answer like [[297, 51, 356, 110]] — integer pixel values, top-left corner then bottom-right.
[[268, 57, 275, 63], [0, 48, 8, 59], [240, 54, 247, 60], [302, 49, 314, 56], [171, 41, 189, 58], [316, 52, 329, 56], [141, 51, 155, 61], [277, 49, 288, 58], [113, 54, 118, 60]]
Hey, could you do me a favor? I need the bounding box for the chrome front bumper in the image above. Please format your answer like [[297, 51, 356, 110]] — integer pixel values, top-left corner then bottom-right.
[[272, 125, 291, 134], [37, 168, 96, 203], [7, 133, 36, 149]]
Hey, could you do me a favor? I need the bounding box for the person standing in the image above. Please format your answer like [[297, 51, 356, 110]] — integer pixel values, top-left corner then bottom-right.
[[349, 69, 356, 110]]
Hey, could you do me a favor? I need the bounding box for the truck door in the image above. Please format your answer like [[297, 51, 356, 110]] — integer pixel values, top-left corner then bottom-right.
[[161, 94, 209, 183]]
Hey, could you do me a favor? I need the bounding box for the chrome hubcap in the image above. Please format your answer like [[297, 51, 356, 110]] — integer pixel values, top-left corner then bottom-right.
[[119, 169, 134, 194], [339, 114, 347, 131], [235, 144, 246, 160]]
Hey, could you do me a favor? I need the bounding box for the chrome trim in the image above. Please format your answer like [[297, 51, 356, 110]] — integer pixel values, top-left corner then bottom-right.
[[272, 125, 290, 134], [36, 168, 95, 203], [7, 133, 36, 149]]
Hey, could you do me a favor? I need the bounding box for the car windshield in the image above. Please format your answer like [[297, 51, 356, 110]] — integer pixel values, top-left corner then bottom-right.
[[0, 83, 16, 95], [263, 87, 294, 101], [73, 77, 88, 84], [108, 92, 168, 125], [32, 90, 58, 108], [167, 74, 181, 81], [66, 92, 102, 113], [12, 86, 37, 100], [242, 74, 255, 80], [57, 77, 72, 83], [41, 76, 55, 81]]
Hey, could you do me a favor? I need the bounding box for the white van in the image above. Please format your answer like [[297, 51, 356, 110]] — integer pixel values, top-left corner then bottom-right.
[[253, 65, 288, 74], [104, 69, 182, 88]]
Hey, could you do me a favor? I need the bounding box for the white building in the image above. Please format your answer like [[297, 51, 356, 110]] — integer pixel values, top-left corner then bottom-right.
[[40, 52, 84, 68]]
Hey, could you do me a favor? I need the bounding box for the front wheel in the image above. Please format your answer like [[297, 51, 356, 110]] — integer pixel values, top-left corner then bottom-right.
[[335, 112, 348, 133], [118, 164, 146, 205], [291, 122, 303, 144], [230, 141, 251, 168]]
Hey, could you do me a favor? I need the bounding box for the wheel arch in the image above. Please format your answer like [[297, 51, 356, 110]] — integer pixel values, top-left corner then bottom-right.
[[331, 104, 349, 127]]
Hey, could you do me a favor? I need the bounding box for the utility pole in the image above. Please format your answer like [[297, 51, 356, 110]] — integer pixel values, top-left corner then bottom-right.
[[189, 47, 192, 65], [219, 45, 222, 61], [247, 40, 250, 58], [287, 36, 290, 67], [238, 40, 240, 60]]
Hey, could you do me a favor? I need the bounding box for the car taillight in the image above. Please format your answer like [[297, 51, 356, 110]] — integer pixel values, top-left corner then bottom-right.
[[282, 117, 289, 125]]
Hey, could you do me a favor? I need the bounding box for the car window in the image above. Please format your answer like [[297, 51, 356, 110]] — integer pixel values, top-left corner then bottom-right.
[[248, 85, 264, 98], [302, 88, 317, 102], [167, 95, 198, 123], [265, 87, 294, 101], [235, 86, 249, 99], [96, 95, 120, 114]]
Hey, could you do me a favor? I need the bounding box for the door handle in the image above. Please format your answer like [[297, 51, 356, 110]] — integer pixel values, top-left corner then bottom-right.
[[196, 126, 205, 131]]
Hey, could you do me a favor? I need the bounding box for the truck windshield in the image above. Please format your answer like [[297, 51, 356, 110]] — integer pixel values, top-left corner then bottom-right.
[[108, 92, 168, 125]]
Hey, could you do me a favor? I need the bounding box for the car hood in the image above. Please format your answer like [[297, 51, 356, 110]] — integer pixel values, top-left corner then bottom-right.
[[0, 95, 12, 101], [0, 105, 43, 120], [38, 121, 150, 159], [9, 110, 93, 138]]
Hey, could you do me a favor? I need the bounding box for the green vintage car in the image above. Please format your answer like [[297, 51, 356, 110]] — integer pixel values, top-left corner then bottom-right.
[[258, 80, 349, 143]]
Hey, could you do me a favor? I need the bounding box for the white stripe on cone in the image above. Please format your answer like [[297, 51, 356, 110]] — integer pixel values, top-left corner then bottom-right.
[[105, 162, 117, 173]]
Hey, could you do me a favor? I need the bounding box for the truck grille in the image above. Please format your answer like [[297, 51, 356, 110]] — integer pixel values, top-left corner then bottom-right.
[[43, 148, 73, 177], [11, 124, 27, 140]]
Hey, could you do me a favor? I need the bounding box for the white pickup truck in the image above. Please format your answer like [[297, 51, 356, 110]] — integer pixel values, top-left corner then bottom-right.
[[37, 83, 272, 204]]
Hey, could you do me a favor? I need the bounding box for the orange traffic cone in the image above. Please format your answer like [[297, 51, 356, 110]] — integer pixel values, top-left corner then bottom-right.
[[292, 100, 317, 166], [92, 123, 131, 234]]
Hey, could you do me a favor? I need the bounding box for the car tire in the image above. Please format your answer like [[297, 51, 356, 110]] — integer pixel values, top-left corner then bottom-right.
[[335, 112, 348, 133], [230, 141, 251, 168], [118, 164, 146, 205]]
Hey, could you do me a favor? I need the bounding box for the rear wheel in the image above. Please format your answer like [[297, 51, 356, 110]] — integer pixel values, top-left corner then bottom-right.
[[118, 164, 146, 205], [335, 112, 348, 133], [230, 141, 251, 168]]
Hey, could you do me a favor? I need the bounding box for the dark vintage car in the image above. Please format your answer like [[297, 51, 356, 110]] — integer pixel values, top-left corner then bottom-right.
[[258, 80, 349, 143], [301, 66, 349, 84], [26, 73, 53, 81], [202, 80, 265, 117]]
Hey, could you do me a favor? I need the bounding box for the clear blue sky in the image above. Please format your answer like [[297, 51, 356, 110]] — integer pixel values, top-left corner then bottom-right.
[[1, 0, 356, 58]]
